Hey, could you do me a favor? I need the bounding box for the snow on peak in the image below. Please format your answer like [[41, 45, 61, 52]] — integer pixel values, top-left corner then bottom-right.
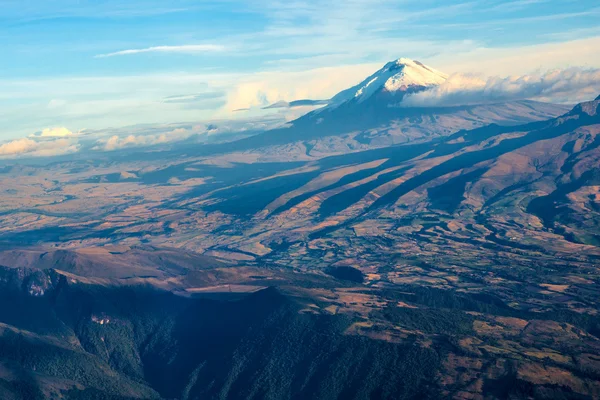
[[329, 58, 447, 106], [382, 59, 447, 91]]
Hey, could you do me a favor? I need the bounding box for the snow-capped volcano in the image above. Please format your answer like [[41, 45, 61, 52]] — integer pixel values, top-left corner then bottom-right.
[[215, 58, 568, 153], [329, 58, 447, 107]]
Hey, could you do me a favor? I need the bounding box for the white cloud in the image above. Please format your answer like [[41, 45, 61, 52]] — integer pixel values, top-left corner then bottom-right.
[[40, 127, 74, 137], [0, 137, 79, 158], [0, 138, 37, 155], [0, 126, 80, 158], [95, 44, 226, 58], [402, 68, 600, 107]]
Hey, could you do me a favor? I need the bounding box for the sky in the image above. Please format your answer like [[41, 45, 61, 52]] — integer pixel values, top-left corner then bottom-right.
[[1, 0, 600, 148]]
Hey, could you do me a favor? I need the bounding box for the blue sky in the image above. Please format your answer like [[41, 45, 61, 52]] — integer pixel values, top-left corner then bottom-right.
[[1, 0, 600, 144]]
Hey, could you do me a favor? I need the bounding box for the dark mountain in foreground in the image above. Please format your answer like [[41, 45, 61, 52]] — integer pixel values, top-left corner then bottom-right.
[[0, 267, 442, 399], [2, 264, 599, 400]]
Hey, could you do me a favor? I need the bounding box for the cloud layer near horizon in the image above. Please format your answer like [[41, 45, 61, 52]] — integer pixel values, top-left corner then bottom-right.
[[100, 127, 197, 151], [0, 137, 79, 158], [402, 68, 600, 107]]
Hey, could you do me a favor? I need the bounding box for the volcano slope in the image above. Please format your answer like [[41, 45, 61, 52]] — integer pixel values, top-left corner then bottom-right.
[[0, 97, 599, 399]]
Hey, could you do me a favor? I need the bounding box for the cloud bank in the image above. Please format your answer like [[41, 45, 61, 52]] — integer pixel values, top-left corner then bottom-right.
[[100, 128, 194, 151], [402, 68, 600, 107], [0, 137, 79, 158], [0, 126, 80, 158], [94, 115, 286, 152]]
